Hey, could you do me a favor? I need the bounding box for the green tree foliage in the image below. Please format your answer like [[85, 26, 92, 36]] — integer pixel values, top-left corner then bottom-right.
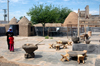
[[27, 4, 60, 24], [57, 7, 72, 23], [19, 16, 23, 20], [27, 4, 72, 36]]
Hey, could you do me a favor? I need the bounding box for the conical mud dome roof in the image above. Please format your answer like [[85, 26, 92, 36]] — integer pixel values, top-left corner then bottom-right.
[[63, 12, 78, 26], [18, 16, 30, 25], [9, 17, 17, 24]]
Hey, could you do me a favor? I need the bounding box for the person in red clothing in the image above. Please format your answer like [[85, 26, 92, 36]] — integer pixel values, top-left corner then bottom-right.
[[6, 27, 14, 50], [8, 34, 14, 52]]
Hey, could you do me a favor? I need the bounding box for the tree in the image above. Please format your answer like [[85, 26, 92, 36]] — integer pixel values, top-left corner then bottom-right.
[[27, 4, 72, 36], [57, 7, 72, 23], [27, 4, 60, 36], [19, 16, 23, 20]]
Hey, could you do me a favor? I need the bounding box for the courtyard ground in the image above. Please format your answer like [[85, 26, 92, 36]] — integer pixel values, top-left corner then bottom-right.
[[0, 32, 100, 66]]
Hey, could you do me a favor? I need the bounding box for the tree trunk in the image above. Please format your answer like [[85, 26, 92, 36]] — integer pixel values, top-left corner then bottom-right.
[[48, 27, 50, 36], [42, 23, 45, 36]]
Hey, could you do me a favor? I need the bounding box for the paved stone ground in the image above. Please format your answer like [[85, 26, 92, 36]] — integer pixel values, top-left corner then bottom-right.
[[0, 33, 100, 66]]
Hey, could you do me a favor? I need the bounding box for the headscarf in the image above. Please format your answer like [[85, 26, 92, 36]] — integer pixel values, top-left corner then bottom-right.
[[7, 27, 13, 32]]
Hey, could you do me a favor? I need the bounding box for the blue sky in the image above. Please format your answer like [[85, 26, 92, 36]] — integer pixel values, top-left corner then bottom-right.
[[0, 0, 100, 21]]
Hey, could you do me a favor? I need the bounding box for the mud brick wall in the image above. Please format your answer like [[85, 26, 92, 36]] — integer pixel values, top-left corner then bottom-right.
[[19, 25, 35, 36], [28, 25, 35, 36], [5, 25, 9, 32], [19, 25, 29, 36]]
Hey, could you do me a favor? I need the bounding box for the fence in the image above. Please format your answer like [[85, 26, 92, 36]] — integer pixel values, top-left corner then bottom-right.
[[34, 27, 84, 36]]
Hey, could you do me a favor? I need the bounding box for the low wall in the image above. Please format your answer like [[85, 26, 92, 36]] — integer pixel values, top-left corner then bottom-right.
[[72, 44, 100, 54]]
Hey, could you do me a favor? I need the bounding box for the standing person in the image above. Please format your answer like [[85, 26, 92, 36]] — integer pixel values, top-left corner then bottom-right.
[[8, 34, 14, 52], [6, 27, 14, 50]]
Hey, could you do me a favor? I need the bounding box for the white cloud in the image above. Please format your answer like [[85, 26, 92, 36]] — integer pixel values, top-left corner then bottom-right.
[[0, 0, 24, 3], [0, 13, 4, 20], [21, 1, 28, 4], [95, 0, 100, 2], [0, 0, 28, 4], [73, 10, 99, 15], [39, 2, 44, 4], [0, 9, 5, 20], [90, 10, 99, 15], [63, 0, 69, 1], [73, 10, 78, 13], [9, 10, 30, 21], [47, 0, 55, 3], [35, 0, 39, 1], [0, 9, 3, 12], [0, 0, 6, 3], [47, 1, 53, 3], [10, 0, 19, 3], [0, 10, 30, 21]]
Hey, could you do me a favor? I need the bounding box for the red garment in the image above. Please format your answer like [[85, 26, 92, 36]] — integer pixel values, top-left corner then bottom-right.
[[10, 44, 14, 51], [9, 37, 14, 44]]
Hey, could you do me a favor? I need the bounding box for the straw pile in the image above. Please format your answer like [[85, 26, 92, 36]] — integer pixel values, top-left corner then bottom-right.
[[18, 16, 30, 25], [63, 12, 78, 26], [9, 17, 17, 24]]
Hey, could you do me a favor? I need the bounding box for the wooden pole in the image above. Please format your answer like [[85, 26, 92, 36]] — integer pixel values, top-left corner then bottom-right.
[[78, 13, 80, 37], [84, 22, 86, 34], [67, 25, 68, 38], [7, 0, 9, 23], [71, 25, 72, 37]]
